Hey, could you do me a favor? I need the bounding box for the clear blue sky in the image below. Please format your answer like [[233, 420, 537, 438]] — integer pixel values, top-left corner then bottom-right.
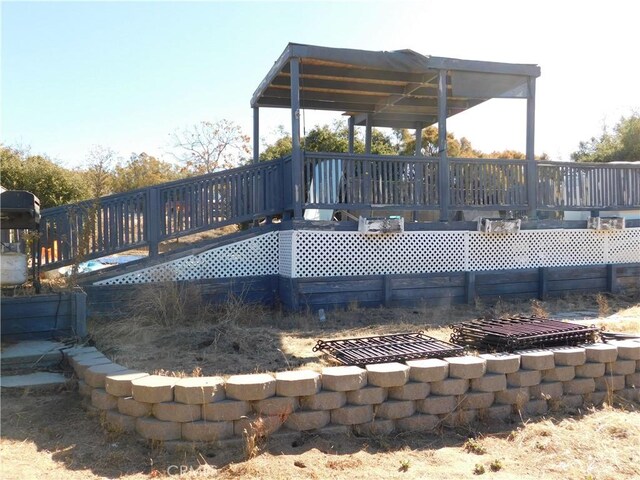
[[2, 0, 639, 168]]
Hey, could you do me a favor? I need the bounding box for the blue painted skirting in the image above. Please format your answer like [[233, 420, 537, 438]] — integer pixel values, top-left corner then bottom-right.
[[82, 263, 639, 315], [1, 291, 87, 340]]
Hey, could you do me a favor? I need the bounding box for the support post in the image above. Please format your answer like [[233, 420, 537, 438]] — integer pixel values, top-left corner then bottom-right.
[[414, 123, 423, 221], [414, 123, 423, 156], [363, 114, 372, 204], [253, 107, 260, 163], [147, 187, 160, 258], [290, 57, 303, 219], [383, 275, 392, 307], [465, 271, 476, 305], [364, 114, 372, 154], [526, 76, 537, 219], [73, 289, 87, 337], [348, 116, 355, 154], [438, 70, 449, 222], [538, 267, 547, 300], [606, 264, 618, 293]]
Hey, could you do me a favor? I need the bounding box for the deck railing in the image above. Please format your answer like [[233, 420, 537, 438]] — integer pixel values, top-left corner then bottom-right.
[[449, 158, 528, 209], [304, 152, 440, 209], [537, 161, 640, 210], [39, 159, 284, 269], [38, 152, 639, 270]]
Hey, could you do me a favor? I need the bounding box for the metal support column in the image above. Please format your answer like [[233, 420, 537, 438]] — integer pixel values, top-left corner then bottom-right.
[[364, 114, 372, 204], [290, 57, 303, 219], [437, 70, 449, 222], [526, 76, 537, 219]]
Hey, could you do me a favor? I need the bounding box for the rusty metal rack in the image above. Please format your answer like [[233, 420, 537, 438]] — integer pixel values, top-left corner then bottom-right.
[[313, 332, 464, 366], [450, 315, 600, 352]]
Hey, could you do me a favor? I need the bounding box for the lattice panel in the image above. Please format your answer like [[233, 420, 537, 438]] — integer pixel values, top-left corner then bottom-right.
[[292, 231, 468, 278], [291, 228, 640, 277], [96, 232, 279, 285], [468, 229, 607, 271], [608, 229, 640, 264]]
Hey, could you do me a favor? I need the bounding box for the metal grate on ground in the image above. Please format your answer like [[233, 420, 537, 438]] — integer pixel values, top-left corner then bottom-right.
[[449, 315, 600, 352], [313, 332, 464, 366]]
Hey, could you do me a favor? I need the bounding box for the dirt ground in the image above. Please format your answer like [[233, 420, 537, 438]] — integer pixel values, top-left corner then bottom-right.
[[2, 291, 640, 479], [1, 388, 639, 480], [88, 290, 640, 377]]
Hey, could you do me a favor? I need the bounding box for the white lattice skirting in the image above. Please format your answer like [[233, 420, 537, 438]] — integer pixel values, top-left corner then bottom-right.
[[96, 232, 280, 285], [95, 228, 640, 285]]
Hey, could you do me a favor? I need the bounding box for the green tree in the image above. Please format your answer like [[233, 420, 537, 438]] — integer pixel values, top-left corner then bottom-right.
[[396, 126, 464, 157], [260, 126, 293, 161], [260, 121, 398, 159], [0, 146, 88, 208], [571, 114, 640, 163], [111, 152, 183, 193]]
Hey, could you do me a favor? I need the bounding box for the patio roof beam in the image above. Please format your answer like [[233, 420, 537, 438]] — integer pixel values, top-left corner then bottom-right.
[[374, 73, 440, 114]]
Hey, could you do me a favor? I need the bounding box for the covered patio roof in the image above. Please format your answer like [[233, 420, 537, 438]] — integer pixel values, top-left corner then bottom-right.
[[251, 43, 541, 129]]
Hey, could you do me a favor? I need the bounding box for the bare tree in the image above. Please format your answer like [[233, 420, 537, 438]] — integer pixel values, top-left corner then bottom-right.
[[85, 145, 116, 198], [170, 120, 250, 174]]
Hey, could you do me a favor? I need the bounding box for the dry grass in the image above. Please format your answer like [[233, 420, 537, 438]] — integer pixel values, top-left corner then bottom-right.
[[88, 291, 640, 377]]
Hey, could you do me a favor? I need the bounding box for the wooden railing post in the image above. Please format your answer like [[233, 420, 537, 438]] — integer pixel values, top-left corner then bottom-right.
[[526, 76, 538, 219], [437, 69, 450, 221], [290, 57, 303, 219], [147, 186, 160, 258]]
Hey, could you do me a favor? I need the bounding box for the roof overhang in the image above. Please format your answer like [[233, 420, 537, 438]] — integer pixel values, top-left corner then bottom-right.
[[251, 43, 541, 129]]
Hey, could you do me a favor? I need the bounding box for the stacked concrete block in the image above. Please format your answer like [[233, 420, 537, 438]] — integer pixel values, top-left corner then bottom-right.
[[182, 420, 234, 442], [396, 413, 439, 432], [518, 350, 555, 371], [365, 363, 409, 387], [64, 339, 640, 447], [552, 347, 586, 367], [136, 416, 181, 441], [416, 395, 457, 415], [91, 388, 118, 410], [285, 410, 331, 431], [202, 399, 251, 421], [118, 396, 152, 417], [479, 353, 520, 374], [388, 381, 430, 400], [253, 396, 298, 415], [174, 376, 225, 404], [321, 366, 367, 391], [104, 410, 137, 433], [299, 391, 346, 411], [446, 356, 486, 379], [105, 371, 149, 397], [225, 373, 276, 401], [275, 370, 321, 397], [406, 358, 449, 382], [353, 419, 395, 436], [374, 399, 415, 420], [131, 375, 176, 403], [84, 363, 129, 388], [152, 402, 202, 423], [346, 386, 387, 405]]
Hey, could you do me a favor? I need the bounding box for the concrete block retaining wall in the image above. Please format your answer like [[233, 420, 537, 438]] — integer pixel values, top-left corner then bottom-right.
[[64, 341, 640, 446]]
